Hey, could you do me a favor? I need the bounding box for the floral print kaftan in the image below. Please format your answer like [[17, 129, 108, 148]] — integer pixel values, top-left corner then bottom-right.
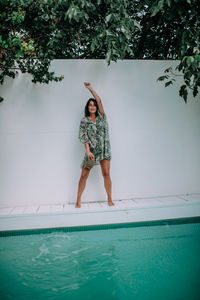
[[78, 110, 111, 168]]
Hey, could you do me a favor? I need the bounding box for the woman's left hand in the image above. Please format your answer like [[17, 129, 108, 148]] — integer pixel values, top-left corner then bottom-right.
[[84, 82, 92, 89]]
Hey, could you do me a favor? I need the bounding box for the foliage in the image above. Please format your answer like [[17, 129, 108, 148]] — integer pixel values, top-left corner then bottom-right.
[[0, 0, 199, 102], [147, 0, 200, 102]]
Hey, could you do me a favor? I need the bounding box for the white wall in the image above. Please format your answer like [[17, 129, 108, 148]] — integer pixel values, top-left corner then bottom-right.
[[0, 59, 200, 208]]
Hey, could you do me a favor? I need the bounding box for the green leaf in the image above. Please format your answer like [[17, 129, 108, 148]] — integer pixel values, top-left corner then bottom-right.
[[164, 67, 172, 73], [195, 55, 200, 62], [91, 39, 96, 52], [16, 50, 24, 58], [134, 20, 141, 31], [106, 49, 112, 64], [193, 86, 198, 97], [179, 85, 188, 103], [105, 14, 112, 23], [106, 30, 113, 36], [166, 0, 171, 7], [151, 0, 164, 17], [157, 75, 168, 81], [186, 56, 194, 66], [165, 80, 173, 87]]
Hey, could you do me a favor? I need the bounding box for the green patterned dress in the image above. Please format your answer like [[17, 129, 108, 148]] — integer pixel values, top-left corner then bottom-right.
[[79, 110, 111, 168]]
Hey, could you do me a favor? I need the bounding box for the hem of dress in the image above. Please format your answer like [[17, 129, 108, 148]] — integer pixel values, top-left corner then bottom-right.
[[80, 156, 111, 168]]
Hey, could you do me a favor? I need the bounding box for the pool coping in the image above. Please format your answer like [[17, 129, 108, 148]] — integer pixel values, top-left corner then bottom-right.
[[1, 216, 200, 237]]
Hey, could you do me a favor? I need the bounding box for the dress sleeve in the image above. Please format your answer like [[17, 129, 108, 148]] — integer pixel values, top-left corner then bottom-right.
[[79, 118, 89, 144]]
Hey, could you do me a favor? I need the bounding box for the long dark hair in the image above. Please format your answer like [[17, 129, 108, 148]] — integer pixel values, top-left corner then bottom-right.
[[84, 98, 99, 117]]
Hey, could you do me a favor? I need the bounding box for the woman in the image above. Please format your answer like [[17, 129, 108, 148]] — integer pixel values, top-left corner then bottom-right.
[[75, 82, 115, 208]]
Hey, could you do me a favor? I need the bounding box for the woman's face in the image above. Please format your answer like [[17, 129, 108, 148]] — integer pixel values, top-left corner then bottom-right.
[[88, 101, 97, 114]]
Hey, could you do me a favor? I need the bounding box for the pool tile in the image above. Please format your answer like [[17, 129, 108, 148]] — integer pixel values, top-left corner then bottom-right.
[[154, 196, 186, 205], [0, 207, 14, 215], [178, 194, 200, 203], [10, 206, 27, 214], [23, 206, 40, 214], [49, 204, 64, 212], [37, 205, 52, 213], [133, 198, 162, 206], [63, 204, 75, 211], [115, 199, 135, 207]]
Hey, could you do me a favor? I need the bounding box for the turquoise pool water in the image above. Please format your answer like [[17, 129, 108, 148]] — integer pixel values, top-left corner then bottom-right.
[[0, 221, 200, 300]]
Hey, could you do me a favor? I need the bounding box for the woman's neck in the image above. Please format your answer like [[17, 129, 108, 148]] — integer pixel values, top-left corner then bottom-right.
[[89, 113, 96, 121]]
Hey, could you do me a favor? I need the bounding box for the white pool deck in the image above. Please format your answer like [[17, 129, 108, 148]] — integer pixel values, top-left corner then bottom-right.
[[0, 193, 200, 232]]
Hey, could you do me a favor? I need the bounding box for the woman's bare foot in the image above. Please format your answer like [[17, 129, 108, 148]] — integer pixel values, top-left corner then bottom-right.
[[75, 202, 81, 208], [108, 200, 115, 206]]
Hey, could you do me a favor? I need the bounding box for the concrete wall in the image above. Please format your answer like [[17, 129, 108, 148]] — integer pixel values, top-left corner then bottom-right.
[[0, 59, 200, 208]]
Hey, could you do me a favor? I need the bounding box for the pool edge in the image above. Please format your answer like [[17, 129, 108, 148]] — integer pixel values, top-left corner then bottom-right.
[[1, 216, 200, 237]]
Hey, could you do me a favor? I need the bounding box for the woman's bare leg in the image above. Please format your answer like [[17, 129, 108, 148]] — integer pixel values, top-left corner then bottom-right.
[[100, 159, 114, 206], [75, 166, 90, 208]]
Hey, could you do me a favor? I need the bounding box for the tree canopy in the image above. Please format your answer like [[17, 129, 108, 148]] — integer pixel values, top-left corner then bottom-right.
[[0, 0, 199, 102]]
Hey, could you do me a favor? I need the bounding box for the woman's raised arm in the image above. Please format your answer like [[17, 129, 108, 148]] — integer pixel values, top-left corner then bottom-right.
[[84, 82, 104, 118]]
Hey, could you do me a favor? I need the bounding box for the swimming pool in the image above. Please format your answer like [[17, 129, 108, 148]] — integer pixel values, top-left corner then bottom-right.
[[0, 219, 200, 300]]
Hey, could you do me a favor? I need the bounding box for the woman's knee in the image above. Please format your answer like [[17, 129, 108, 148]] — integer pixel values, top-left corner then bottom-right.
[[102, 170, 110, 178], [80, 167, 90, 180]]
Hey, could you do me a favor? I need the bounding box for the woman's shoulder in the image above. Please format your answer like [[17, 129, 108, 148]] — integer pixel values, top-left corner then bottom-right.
[[80, 116, 88, 123]]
